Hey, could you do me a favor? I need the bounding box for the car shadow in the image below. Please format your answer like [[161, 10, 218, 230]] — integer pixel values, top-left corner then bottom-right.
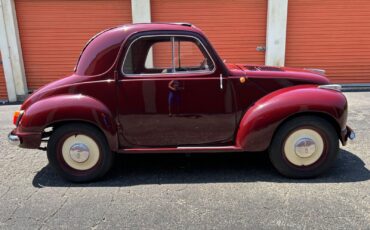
[[32, 149, 370, 188]]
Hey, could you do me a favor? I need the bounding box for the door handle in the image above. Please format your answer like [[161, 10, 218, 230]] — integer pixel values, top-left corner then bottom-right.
[[219, 74, 223, 90]]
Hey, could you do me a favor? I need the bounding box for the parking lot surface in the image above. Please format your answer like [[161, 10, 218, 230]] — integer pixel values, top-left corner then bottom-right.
[[0, 92, 369, 229]]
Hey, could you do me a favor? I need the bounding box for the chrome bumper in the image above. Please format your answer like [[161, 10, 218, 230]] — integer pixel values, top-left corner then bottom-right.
[[341, 126, 355, 146], [346, 126, 356, 140], [8, 133, 20, 146]]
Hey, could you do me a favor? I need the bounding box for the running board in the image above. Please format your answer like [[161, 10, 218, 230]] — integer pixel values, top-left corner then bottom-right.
[[119, 146, 243, 154]]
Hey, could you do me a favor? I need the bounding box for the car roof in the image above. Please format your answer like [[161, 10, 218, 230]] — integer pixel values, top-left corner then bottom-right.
[[115, 22, 202, 33], [75, 23, 205, 76], [106, 22, 205, 40]]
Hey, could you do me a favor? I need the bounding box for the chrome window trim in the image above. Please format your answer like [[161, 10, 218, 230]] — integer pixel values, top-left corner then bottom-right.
[[121, 34, 217, 77]]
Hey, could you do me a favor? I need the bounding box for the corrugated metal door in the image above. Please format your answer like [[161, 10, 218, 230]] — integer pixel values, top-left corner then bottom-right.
[[151, 0, 267, 65], [286, 0, 370, 83], [15, 0, 131, 91], [0, 53, 7, 101]]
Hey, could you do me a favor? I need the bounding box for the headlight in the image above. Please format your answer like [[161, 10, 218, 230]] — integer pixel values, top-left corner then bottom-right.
[[318, 84, 342, 92]]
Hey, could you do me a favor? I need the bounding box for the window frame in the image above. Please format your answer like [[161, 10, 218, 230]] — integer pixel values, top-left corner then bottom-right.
[[120, 34, 217, 76]]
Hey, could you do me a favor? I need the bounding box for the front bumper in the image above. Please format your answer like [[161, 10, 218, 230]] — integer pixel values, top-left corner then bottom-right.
[[8, 129, 42, 149], [341, 126, 355, 146], [8, 133, 20, 145]]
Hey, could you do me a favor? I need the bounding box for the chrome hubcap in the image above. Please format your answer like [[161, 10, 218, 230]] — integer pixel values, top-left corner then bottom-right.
[[61, 134, 100, 171], [69, 143, 90, 163], [284, 129, 324, 166], [294, 138, 316, 158]]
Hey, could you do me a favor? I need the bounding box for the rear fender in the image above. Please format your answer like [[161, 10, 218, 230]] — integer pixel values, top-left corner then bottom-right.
[[19, 94, 118, 150], [236, 85, 347, 151]]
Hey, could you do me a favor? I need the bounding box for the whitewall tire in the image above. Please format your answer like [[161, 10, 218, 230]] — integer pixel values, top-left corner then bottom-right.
[[269, 116, 339, 178], [47, 123, 113, 182]]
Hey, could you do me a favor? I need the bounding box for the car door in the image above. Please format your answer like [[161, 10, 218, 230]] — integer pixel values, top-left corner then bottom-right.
[[117, 33, 237, 147]]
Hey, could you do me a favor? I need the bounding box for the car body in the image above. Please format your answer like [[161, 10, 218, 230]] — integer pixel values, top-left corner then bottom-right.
[[9, 23, 355, 182]]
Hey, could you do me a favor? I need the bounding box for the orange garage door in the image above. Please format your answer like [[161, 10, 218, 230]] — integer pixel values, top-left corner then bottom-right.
[[15, 0, 132, 91], [0, 53, 7, 101], [286, 0, 370, 83], [151, 0, 267, 65]]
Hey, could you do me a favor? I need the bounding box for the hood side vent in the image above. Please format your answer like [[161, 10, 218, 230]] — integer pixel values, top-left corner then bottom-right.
[[244, 65, 284, 72]]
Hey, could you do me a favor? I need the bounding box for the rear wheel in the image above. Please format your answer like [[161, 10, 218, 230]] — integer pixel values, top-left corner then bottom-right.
[[47, 123, 113, 182], [269, 116, 339, 178]]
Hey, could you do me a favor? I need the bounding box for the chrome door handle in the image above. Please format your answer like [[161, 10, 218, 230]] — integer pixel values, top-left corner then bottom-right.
[[220, 74, 223, 90]]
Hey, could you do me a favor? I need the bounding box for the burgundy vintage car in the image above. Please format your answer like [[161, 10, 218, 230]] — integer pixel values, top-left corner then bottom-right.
[[9, 23, 355, 182]]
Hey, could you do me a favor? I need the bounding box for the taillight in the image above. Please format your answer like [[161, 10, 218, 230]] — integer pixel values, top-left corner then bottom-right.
[[13, 110, 24, 125]]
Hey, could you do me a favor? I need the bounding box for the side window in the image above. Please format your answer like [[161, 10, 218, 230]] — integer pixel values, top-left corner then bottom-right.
[[173, 38, 213, 72], [146, 41, 172, 70], [122, 35, 214, 75]]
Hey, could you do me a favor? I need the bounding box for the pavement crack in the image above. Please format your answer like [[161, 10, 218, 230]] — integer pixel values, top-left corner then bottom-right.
[[4, 188, 39, 224], [25, 189, 39, 201], [0, 186, 11, 200], [4, 205, 20, 224], [37, 187, 70, 229], [282, 188, 291, 226], [90, 187, 119, 230]]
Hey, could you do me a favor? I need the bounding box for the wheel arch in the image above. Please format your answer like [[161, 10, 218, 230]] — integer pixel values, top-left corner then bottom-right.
[[270, 112, 342, 147], [19, 94, 119, 151], [42, 119, 118, 151], [236, 86, 347, 152]]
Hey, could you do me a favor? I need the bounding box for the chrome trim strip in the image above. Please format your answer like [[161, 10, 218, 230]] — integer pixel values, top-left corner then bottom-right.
[[171, 36, 176, 73], [305, 68, 326, 75], [177, 146, 236, 149], [15, 110, 24, 127], [318, 84, 342, 92]]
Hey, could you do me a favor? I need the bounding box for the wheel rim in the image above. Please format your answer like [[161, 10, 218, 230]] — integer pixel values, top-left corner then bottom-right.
[[283, 128, 325, 166], [61, 134, 100, 171]]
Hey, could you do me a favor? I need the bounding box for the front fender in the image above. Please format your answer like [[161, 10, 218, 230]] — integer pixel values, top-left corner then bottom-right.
[[19, 94, 118, 150], [236, 85, 347, 151]]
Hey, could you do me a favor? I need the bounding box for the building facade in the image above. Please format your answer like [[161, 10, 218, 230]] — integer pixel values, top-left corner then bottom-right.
[[1, 0, 370, 102]]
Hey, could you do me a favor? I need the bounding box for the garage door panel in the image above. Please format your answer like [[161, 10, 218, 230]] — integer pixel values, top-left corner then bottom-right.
[[286, 0, 370, 83], [151, 0, 267, 65], [16, 0, 131, 90]]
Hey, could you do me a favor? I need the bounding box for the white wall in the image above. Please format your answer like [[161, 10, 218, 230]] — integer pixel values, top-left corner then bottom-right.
[[131, 0, 153, 68], [0, 0, 27, 102], [131, 0, 151, 23], [265, 0, 289, 66]]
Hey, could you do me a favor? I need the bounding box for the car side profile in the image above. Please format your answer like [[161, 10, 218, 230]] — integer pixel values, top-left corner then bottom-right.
[[8, 23, 355, 182]]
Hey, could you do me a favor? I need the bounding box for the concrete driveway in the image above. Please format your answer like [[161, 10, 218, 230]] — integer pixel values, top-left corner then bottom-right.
[[0, 92, 369, 229]]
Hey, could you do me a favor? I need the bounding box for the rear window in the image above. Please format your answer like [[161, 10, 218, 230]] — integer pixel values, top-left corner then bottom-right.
[[75, 29, 124, 76]]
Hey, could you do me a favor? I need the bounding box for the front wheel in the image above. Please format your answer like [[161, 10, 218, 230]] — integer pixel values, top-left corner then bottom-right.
[[47, 123, 113, 182], [269, 116, 339, 178]]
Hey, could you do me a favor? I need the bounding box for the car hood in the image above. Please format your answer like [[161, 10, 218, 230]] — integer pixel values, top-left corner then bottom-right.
[[227, 64, 330, 85]]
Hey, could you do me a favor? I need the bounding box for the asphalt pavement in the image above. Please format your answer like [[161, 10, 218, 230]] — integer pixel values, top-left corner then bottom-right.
[[0, 92, 369, 229]]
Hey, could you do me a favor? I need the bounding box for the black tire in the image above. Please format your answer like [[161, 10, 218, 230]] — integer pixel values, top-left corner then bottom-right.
[[47, 123, 113, 182], [269, 116, 339, 178]]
